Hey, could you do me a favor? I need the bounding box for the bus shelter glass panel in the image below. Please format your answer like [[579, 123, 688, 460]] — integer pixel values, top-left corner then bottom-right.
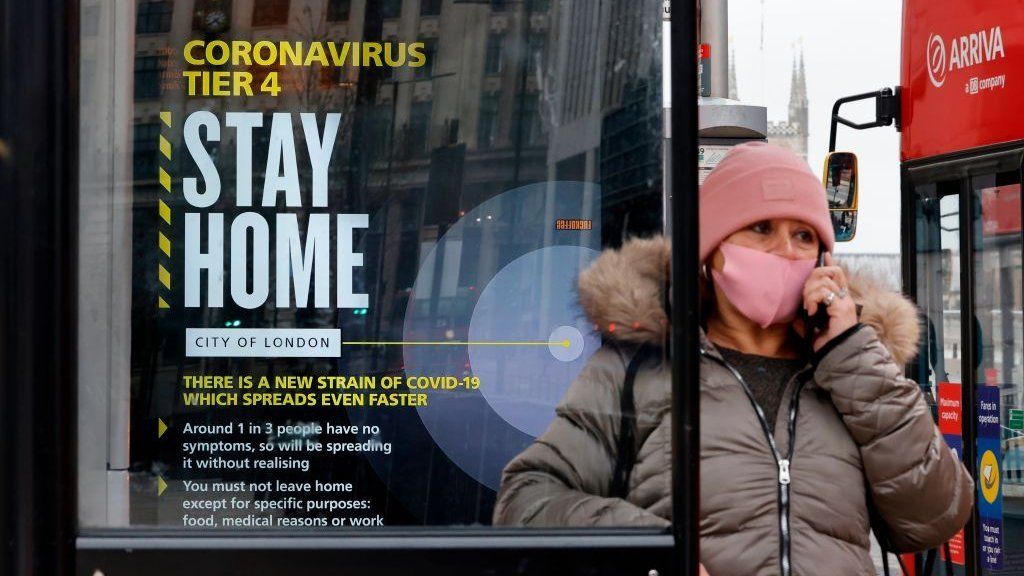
[[972, 167, 1024, 574], [78, 0, 664, 530]]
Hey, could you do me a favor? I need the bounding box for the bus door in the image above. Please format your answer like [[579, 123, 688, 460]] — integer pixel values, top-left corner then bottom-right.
[[908, 145, 1024, 575]]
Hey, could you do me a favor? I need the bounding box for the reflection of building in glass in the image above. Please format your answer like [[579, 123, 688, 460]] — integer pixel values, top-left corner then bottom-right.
[[123, 2, 665, 342], [125, 0, 663, 359], [600, 78, 662, 245], [549, 0, 663, 246], [127, 0, 561, 367], [124, 1, 573, 360]]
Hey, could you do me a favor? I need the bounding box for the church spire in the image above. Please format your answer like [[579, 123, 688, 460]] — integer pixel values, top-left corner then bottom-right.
[[789, 45, 807, 122], [770, 44, 810, 163], [796, 47, 806, 106]]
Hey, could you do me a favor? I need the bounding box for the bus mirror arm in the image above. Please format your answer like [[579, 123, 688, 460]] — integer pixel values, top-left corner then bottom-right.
[[828, 87, 902, 152]]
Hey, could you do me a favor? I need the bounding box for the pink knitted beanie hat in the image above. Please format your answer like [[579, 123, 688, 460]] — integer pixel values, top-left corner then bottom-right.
[[699, 142, 835, 263]]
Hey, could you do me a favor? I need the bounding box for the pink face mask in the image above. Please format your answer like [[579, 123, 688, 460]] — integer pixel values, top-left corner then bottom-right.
[[710, 243, 817, 329]]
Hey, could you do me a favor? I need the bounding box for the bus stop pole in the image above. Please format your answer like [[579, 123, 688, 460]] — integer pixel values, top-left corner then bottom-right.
[[670, 0, 700, 574], [0, 0, 78, 573]]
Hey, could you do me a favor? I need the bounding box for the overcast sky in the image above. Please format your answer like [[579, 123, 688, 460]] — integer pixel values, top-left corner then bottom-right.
[[727, 0, 904, 254]]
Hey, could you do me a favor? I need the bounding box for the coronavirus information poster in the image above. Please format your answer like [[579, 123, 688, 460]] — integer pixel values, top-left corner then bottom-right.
[[108, 4, 664, 530]]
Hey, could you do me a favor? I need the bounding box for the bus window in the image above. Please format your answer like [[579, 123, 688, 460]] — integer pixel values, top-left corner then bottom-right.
[[913, 181, 963, 396], [971, 168, 1023, 575]]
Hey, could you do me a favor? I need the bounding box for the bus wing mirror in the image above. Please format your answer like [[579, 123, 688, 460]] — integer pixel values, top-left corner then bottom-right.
[[822, 151, 858, 242]]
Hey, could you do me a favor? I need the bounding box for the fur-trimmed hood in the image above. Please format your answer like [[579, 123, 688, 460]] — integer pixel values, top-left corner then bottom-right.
[[577, 235, 921, 364]]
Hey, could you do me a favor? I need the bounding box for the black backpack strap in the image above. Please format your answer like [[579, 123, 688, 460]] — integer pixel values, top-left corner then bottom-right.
[[923, 548, 937, 575], [879, 532, 917, 576], [919, 540, 955, 575], [611, 344, 652, 499], [869, 492, 894, 576]]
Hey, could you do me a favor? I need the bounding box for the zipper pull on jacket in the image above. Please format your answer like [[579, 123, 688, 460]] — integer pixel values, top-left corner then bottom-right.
[[778, 459, 791, 485]]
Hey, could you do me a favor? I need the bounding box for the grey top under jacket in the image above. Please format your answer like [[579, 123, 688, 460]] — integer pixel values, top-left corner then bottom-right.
[[717, 346, 804, 435]]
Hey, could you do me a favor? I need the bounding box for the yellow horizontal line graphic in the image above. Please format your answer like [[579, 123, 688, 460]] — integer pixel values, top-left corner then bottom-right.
[[159, 167, 171, 192], [159, 135, 171, 160], [160, 111, 171, 127], [159, 232, 171, 257], [158, 200, 171, 224], [158, 265, 171, 289], [342, 340, 570, 347]]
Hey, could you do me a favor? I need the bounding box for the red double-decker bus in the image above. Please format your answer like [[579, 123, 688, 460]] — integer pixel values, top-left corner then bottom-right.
[[829, 1, 1024, 574]]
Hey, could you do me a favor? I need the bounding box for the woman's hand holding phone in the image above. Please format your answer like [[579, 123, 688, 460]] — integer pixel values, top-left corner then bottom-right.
[[802, 252, 858, 352]]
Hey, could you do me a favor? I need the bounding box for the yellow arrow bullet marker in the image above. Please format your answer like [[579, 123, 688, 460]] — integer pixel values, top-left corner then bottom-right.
[[157, 476, 168, 497], [158, 418, 168, 438]]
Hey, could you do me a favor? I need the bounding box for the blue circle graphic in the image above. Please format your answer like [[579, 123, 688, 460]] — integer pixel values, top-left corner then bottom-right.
[[468, 246, 601, 438]]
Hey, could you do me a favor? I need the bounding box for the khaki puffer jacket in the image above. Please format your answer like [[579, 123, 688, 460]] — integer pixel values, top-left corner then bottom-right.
[[493, 236, 974, 576]]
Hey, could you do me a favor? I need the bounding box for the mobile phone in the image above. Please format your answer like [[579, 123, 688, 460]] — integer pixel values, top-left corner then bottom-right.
[[808, 248, 830, 332]]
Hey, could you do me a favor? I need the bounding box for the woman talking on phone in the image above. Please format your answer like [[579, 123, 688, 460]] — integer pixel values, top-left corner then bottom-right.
[[493, 142, 974, 575]]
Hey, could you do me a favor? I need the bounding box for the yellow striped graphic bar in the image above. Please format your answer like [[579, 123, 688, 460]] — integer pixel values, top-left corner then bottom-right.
[[159, 135, 171, 160], [158, 200, 171, 224], [159, 167, 171, 192], [158, 232, 171, 257], [158, 111, 171, 309]]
